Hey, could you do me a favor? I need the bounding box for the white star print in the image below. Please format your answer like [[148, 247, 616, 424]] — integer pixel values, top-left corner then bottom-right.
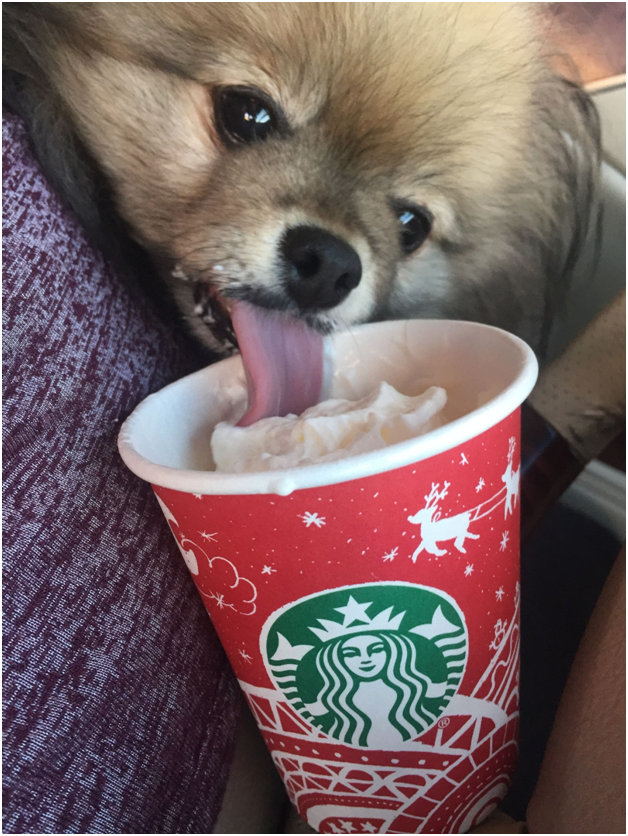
[[339, 822, 356, 833], [335, 595, 372, 627], [464, 564, 474, 577], [239, 650, 252, 662], [193, 493, 203, 499], [495, 586, 505, 601], [300, 511, 326, 528], [460, 453, 469, 465], [500, 531, 510, 551], [361, 825, 377, 834], [200, 531, 218, 542], [261, 565, 276, 575], [382, 547, 398, 562], [475, 478, 485, 492]]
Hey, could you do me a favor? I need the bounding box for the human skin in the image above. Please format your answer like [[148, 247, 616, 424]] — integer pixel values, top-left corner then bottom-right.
[[527, 548, 626, 834]]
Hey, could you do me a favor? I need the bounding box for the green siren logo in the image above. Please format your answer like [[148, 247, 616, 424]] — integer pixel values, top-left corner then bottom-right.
[[261, 583, 468, 748]]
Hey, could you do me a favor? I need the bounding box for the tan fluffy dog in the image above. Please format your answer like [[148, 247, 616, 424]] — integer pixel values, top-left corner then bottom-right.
[[3, 3, 599, 358]]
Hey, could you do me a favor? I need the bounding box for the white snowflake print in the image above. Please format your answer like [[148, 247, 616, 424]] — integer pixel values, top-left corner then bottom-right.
[[300, 511, 326, 528], [211, 592, 228, 609], [261, 565, 276, 575], [464, 564, 474, 577], [475, 478, 485, 493], [200, 531, 218, 543], [460, 453, 469, 465], [495, 586, 505, 601], [500, 531, 510, 551], [239, 650, 253, 663], [382, 547, 398, 562]]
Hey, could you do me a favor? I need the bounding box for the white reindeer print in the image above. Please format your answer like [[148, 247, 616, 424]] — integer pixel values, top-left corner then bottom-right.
[[408, 482, 480, 560], [501, 437, 520, 519]]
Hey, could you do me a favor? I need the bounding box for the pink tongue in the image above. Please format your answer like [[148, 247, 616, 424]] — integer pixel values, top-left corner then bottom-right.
[[232, 301, 324, 427]]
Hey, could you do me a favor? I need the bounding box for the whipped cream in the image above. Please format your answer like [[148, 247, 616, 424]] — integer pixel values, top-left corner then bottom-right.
[[211, 381, 447, 473]]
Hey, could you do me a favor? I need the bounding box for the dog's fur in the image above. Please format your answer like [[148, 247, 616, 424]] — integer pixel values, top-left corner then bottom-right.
[[3, 3, 600, 359]]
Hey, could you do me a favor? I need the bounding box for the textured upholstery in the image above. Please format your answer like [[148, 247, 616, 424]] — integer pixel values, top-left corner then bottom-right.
[[2, 110, 239, 834]]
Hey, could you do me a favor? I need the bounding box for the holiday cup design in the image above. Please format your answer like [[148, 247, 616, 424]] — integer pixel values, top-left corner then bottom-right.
[[118, 319, 538, 833], [149, 419, 522, 833]]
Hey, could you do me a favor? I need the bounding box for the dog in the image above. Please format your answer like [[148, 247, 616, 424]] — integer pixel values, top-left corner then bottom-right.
[[3, 3, 600, 361]]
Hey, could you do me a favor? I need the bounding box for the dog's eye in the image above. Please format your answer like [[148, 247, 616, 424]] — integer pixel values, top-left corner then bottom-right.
[[213, 87, 284, 147], [395, 203, 433, 254]]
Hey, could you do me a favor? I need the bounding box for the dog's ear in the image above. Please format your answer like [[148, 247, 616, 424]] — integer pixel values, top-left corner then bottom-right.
[[3, 67, 115, 252], [3, 3, 119, 254], [536, 76, 602, 357], [2, 4, 188, 328]]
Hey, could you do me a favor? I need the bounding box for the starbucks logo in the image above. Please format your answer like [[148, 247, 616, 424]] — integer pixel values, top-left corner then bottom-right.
[[261, 582, 467, 749]]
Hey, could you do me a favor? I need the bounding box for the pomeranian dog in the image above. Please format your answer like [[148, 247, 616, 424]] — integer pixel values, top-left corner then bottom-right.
[[4, 3, 599, 361]]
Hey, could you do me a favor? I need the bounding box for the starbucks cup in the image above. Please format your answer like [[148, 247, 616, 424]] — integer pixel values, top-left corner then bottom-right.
[[118, 319, 537, 834]]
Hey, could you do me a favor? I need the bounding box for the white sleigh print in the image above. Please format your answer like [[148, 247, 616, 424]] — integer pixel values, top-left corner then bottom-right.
[[408, 482, 480, 559], [502, 437, 520, 519], [408, 438, 521, 562]]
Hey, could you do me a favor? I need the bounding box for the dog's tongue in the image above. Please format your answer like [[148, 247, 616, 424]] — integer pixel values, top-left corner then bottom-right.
[[232, 301, 324, 427]]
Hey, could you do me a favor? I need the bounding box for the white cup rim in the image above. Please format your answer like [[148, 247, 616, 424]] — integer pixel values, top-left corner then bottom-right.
[[118, 319, 538, 496]]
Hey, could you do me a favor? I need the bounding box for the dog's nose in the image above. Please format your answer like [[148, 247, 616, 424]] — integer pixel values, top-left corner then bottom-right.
[[281, 226, 362, 310]]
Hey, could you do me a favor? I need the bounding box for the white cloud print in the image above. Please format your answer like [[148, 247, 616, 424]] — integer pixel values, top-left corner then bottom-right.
[[177, 537, 258, 616], [154, 495, 257, 616]]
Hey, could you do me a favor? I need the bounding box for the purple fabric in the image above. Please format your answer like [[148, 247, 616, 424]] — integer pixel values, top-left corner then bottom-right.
[[2, 110, 239, 834]]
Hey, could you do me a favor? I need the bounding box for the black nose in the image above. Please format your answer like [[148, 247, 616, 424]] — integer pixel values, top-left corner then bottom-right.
[[281, 226, 362, 310]]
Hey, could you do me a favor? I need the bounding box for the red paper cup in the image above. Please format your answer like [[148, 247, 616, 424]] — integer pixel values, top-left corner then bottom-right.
[[119, 320, 537, 834]]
